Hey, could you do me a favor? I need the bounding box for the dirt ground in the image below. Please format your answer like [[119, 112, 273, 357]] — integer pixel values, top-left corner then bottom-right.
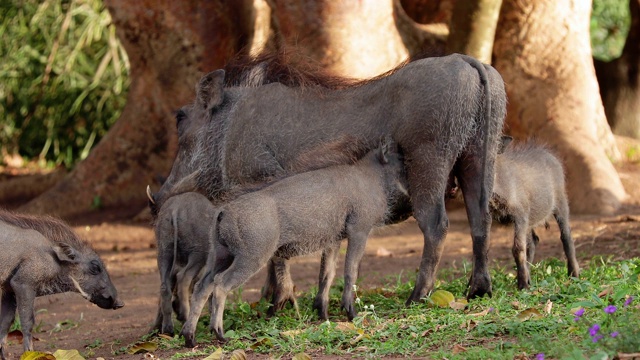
[[2, 162, 640, 360]]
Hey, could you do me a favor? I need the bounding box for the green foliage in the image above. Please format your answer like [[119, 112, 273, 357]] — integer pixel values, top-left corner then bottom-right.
[[0, 0, 129, 169], [591, 0, 631, 61], [140, 257, 640, 359]]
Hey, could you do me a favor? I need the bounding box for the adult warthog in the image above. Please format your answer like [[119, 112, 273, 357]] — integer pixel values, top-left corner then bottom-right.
[[148, 52, 507, 304]]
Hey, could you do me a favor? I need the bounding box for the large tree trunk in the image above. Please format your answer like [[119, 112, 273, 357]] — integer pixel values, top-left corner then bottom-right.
[[493, 0, 626, 215], [273, 0, 445, 78], [595, 0, 640, 139], [446, 0, 502, 63], [20, 1, 257, 218]]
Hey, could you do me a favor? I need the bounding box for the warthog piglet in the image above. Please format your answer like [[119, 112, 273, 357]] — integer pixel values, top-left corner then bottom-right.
[[180, 141, 409, 347], [152, 192, 214, 335], [490, 139, 580, 289], [0, 210, 123, 360]]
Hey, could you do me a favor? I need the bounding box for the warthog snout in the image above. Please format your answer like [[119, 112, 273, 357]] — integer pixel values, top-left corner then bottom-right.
[[92, 295, 124, 310], [113, 298, 125, 310]]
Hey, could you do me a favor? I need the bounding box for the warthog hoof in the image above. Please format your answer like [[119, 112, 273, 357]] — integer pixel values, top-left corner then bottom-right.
[[180, 330, 196, 348], [467, 273, 493, 300], [405, 287, 429, 306], [312, 297, 329, 320], [267, 293, 297, 317]]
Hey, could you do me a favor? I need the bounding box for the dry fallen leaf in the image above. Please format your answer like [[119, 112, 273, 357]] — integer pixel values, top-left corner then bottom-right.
[[52, 349, 85, 360], [350, 331, 369, 345], [452, 344, 467, 354], [598, 287, 613, 298], [8, 330, 23, 343], [127, 342, 158, 355], [202, 347, 223, 360], [544, 299, 553, 314], [376, 247, 393, 257], [468, 308, 491, 317], [459, 319, 477, 331], [229, 349, 247, 360], [449, 300, 467, 311], [511, 300, 522, 310], [335, 322, 356, 332], [19, 351, 56, 360], [517, 308, 543, 322]]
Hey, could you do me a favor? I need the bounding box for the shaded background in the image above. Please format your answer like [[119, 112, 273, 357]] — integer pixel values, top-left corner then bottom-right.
[[1, 0, 639, 218]]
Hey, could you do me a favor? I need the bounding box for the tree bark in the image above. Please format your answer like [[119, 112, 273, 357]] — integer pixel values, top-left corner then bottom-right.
[[273, 0, 446, 78], [493, 0, 626, 215], [595, 0, 640, 139], [19, 0, 256, 218], [446, 0, 502, 63], [400, 0, 453, 24]]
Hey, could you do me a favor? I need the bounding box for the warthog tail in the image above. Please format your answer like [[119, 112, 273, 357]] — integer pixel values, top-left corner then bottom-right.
[[460, 55, 492, 213]]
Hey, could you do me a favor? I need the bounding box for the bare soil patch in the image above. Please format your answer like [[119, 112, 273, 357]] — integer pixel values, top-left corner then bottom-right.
[[2, 162, 640, 359]]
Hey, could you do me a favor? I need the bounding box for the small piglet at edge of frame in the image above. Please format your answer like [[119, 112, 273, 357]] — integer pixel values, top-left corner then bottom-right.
[[0, 210, 123, 360]]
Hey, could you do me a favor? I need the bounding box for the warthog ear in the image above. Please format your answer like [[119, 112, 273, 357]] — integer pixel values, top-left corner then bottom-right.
[[170, 170, 199, 195], [376, 142, 390, 164], [197, 69, 226, 110], [53, 243, 80, 263], [376, 137, 395, 164], [498, 135, 513, 154]]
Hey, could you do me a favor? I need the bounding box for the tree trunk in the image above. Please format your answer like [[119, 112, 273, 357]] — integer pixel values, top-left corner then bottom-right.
[[595, 0, 640, 139], [446, 0, 502, 63], [273, 0, 447, 78], [493, 0, 626, 215], [400, 0, 453, 24], [19, 0, 257, 218]]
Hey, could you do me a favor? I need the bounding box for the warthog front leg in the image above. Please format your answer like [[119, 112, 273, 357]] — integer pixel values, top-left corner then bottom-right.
[[11, 279, 36, 354], [0, 292, 17, 360], [313, 244, 340, 320]]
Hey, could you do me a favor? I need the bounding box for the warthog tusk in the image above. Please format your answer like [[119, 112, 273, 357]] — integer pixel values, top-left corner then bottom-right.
[[146, 185, 156, 204], [70, 276, 90, 300]]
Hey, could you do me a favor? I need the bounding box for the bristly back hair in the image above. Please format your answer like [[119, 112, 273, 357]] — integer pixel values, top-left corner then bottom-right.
[[222, 48, 413, 90], [0, 209, 89, 250]]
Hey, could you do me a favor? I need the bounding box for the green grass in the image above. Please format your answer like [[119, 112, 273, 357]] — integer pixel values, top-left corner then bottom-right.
[[138, 257, 640, 359]]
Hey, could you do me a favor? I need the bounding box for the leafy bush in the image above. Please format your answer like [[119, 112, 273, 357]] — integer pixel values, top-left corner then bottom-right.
[[0, 0, 129, 168], [591, 0, 631, 61]]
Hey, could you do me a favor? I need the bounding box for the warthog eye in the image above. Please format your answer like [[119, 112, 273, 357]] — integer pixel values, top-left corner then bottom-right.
[[89, 260, 102, 275], [175, 109, 187, 127]]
